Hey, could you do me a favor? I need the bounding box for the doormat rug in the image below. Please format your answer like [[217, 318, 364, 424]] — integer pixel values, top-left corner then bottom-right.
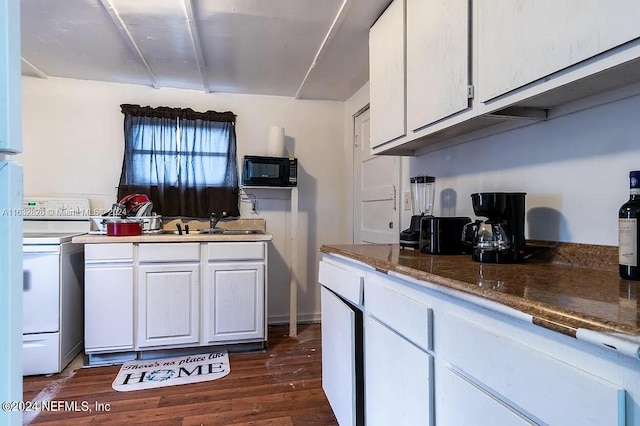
[[112, 350, 230, 392]]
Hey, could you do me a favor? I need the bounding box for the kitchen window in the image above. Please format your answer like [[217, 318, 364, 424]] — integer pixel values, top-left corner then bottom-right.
[[117, 104, 240, 218]]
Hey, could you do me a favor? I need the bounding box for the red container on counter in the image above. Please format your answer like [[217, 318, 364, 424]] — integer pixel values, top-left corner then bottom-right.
[[106, 219, 143, 236]]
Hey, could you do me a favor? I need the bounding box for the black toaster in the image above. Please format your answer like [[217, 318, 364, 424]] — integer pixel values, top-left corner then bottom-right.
[[419, 216, 471, 255]]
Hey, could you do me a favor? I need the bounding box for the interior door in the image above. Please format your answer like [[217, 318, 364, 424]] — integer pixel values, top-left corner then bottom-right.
[[353, 108, 401, 244]]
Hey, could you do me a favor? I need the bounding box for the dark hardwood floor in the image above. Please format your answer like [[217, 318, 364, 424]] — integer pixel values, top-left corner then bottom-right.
[[22, 324, 338, 425]]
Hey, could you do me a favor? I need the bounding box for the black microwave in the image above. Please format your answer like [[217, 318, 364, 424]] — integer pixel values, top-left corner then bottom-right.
[[242, 155, 298, 187]]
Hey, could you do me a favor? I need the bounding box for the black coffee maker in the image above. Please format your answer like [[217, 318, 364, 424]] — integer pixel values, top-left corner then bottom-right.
[[462, 192, 527, 263]]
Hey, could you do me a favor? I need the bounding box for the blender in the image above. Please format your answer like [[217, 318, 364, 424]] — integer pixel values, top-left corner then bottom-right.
[[400, 175, 436, 249]]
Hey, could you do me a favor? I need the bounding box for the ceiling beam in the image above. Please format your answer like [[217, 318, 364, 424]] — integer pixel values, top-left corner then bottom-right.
[[21, 58, 48, 79], [183, 0, 209, 93], [295, 0, 354, 99], [98, 0, 160, 89]]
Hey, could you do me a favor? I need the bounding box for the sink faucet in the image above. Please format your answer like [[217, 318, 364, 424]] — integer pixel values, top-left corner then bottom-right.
[[210, 211, 227, 229]]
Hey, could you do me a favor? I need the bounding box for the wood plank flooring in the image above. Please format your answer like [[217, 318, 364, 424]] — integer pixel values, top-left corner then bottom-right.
[[22, 324, 338, 426]]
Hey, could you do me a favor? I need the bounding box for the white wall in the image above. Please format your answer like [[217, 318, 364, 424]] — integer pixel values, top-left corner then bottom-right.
[[19, 76, 349, 323], [411, 91, 640, 246]]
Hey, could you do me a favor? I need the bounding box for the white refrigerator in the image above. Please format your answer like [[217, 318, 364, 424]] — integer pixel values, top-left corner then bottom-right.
[[1, 0, 23, 425]]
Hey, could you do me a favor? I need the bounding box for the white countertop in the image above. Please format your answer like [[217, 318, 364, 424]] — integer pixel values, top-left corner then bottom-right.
[[72, 232, 272, 244]]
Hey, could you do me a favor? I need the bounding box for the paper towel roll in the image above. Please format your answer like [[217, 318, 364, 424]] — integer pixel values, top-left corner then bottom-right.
[[267, 125, 286, 157]]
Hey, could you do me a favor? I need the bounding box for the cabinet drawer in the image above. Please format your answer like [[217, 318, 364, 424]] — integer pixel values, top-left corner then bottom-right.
[[207, 242, 264, 261], [318, 260, 363, 305], [439, 312, 625, 426], [436, 365, 532, 425], [85, 243, 133, 262], [366, 272, 432, 352], [138, 243, 200, 263]]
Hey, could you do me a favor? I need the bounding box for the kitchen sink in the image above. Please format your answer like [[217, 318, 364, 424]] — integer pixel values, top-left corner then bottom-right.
[[199, 229, 263, 235], [157, 228, 263, 235]]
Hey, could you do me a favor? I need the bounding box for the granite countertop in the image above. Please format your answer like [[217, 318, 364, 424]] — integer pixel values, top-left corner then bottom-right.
[[320, 243, 640, 358]]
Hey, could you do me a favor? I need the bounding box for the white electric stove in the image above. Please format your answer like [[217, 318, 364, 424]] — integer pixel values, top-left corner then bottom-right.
[[22, 197, 91, 376]]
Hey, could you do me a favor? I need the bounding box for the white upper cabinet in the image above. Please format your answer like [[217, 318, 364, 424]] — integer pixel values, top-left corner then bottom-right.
[[406, 0, 470, 131], [370, 0, 640, 155], [0, 0, 21, 153], [369, 0, 470, 150], [477, 0, 640, 102], [369, 0, 406, 149]]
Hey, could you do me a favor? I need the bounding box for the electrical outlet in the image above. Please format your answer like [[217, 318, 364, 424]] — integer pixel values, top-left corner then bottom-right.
[[403, 192, 411, 211]]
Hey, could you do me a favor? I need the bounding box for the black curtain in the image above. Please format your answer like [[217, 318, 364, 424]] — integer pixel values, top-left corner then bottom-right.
[[117, 104, 240, 218]]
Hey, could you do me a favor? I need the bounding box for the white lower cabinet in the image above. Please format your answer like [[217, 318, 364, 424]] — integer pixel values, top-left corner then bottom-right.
[[436, 365, 533, 425], [365, 314, 433, 426], [84, 243, 134, 352], [84, 241, 267, 361], [321, 286, 361, 426], [437, 311, 625, 426], [203, 262, 265, 343], [319, 254, 637, 425], [137, 262, 200, 348]]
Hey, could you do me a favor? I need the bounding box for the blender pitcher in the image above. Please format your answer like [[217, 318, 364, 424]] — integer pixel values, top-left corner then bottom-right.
[[400, 175, 436, 249], [411, 175, 436, 216]]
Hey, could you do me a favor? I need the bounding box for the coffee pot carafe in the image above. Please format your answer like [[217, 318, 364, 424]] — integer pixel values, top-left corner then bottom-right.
[[462, 192, 526, 263]]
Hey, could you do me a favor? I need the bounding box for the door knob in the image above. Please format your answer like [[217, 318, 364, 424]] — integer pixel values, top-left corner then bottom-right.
[[389, 222, 394, 229]]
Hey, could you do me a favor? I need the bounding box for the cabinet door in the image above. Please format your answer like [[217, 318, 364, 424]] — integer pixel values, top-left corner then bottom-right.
[[436, 365, 533, 425], [406, 0, 469, 131], [438, 312, 625, 425], [321, 287, 360, 426], [137, 263, 199, 348], [0, 0, 21, 153], [85, 264, 134, 351], [203, 262, 265, 343], [369, 0, 406, 149], [365, 315, 433, 426], [477, 0, 640, 102]]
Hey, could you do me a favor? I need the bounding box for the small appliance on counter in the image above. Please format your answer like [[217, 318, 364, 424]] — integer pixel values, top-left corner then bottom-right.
[[462, 192, 527, 263], [420, 216, 471, 254], [400, 175, 436, 249]]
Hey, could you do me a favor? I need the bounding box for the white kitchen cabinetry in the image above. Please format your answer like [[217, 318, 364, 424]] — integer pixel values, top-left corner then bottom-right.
[[204, 262, 264, 342], [437, 311, 625, 425], [202, 242, 267, 344], [365, 315, 433, 426], [369, 0, 469, 150], [436, 365, 533, 425], [83, 240, 269, 364], [370, 1, 640, 155], [137, 243, 200, 348], [406, 0, 469, 131], [477, 0, 640, 102], [318, 259, 365, 426], [319, 253, 638, 424], [369, 0, 405, 149], [364, 272, 434, 426], [84, 243, 134, 353]]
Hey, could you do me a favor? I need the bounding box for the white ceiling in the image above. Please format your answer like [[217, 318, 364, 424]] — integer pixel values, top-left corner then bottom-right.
[[20, 0, 392, 101]]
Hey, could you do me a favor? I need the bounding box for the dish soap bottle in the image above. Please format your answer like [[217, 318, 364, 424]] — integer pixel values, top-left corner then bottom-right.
[[619, 170, 640, 280]]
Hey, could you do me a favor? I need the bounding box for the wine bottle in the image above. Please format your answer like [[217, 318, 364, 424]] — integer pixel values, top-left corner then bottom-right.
[[619, 170, 640, 280]]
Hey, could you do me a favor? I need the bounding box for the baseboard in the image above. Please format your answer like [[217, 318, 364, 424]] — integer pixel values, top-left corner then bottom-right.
[[268, 312, 321, 325]]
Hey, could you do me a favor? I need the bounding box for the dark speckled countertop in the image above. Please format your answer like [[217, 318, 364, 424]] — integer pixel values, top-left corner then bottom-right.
[[320, 243, 640, 359]]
